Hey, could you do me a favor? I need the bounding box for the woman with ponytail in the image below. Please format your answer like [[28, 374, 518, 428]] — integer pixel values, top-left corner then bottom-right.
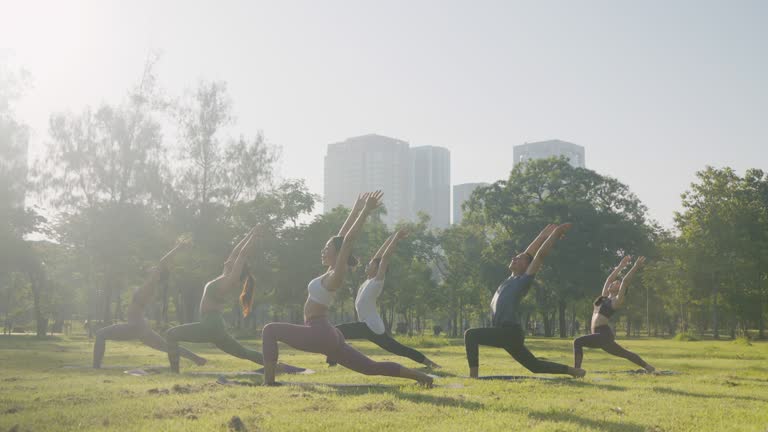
[[262, 192, 433, 386], [573, 255, 655, 372], [93, 237, 207, 368], [166, 227, 304, 374]]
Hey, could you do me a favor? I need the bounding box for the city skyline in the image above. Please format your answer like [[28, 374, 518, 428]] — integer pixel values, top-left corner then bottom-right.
[[323, 134, 451, 228], [410, 145, 451, 229], [453, 182, 489, 225], [324, 134, 413, 227], [514, 140, 586, 169], [2, 0, 766, 228]]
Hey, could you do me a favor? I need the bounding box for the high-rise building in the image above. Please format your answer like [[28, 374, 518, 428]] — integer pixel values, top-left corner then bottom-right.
[[324, 134, 412, 226], [410, 145, 450, 229], [0, 116, 29, 209], [452, 182, 489, 225], [513, 139, 585, 168]]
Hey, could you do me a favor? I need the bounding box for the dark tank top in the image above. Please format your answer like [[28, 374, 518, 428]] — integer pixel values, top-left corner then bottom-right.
[[594, 296, 616, 318]]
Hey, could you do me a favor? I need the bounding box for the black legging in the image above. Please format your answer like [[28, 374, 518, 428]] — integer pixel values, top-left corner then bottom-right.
[[573, 325, 649, 369], [464, 324, 570, 374], [327, 322, 427, 365]]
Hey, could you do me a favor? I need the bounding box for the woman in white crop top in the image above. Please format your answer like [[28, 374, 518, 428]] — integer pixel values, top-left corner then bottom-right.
[[261, 192, 433, 386], [329, 229, 439, 368]]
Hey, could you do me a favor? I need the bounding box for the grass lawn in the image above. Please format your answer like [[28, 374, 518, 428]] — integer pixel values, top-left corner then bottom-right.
[[1, 332, 766, 431]]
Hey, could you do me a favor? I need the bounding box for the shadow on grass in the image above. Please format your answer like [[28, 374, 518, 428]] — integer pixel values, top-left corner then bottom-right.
[[550, 379, 628, 392], [651, 386, 768, 403], [527, 410, 648, 432], [294, 382, 485, 410], [0, 335, 65, 347], [415, 368, 459, 377], [725, 375, 768, 384]]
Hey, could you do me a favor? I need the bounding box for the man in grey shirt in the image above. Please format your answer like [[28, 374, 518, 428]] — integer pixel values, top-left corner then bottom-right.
[[464, 223, 586, 379]]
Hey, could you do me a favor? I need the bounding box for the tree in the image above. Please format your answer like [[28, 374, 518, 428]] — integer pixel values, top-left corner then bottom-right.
[[34, 57, 167, 322], [676, 167, 740, 339], [462, 158, 653, 337], [437, 223, 488, 336], [173, 81, 279, 225], [1, 64, 48, 336]]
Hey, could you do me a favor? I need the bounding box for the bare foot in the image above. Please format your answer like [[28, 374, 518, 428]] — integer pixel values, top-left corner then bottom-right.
[[424, 359, 441, 369], [193, 357, 207, 366], [569, 367, 586, 378], [417, 373, 434, 388], [644, 364, 656, 374]]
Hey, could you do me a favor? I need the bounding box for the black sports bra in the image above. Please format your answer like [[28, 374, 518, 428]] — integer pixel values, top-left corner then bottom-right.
[[594, 296, 616, 318]]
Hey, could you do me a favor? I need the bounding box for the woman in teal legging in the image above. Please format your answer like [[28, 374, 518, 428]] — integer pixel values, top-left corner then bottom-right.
[[93, 237, 206, 368], [166, 227, 303, 374]]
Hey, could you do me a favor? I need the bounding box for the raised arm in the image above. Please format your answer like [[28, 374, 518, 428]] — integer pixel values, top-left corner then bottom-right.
[[603, 255, 632, 296], [222, 227, 259, 288], [223, 228, 256, 273], [376, 229, 407, 280], [523, 224, 557, 256], [337, 193, 369, 237], [614, 256, 645, 307], [525, 223, 572, 276], [326, 191, 383, 290], [137, 237, 191, 298], [372, 232, 397, 261]]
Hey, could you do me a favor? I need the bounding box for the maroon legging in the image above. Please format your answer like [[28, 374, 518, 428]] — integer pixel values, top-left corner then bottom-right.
[[573, 325, 649, 369], [262, 317, 401, 377]]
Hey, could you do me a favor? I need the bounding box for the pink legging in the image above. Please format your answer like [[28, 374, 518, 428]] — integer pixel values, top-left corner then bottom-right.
[[262, 317, 401, 377]]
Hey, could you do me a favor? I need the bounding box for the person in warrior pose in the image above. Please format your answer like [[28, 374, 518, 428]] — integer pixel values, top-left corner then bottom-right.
[[165, 227, 303, 374], [261, 192, 433, 386], [93, 238, 206, 368], [573, 255, 655, 372], [464, 223, 586, 378], [329, 228, 440, 368]]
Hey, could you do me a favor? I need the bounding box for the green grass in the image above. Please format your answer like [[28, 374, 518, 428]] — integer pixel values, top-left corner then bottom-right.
[[1, 333, 767, 431]]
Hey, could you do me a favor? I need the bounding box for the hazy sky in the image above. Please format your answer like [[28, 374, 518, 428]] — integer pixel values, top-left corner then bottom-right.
[[2, 0, 766, 227]]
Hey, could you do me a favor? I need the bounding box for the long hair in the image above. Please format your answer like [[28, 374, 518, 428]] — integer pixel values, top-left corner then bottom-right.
[[239, 263, 255, 318], [331, 236, 359, 267]]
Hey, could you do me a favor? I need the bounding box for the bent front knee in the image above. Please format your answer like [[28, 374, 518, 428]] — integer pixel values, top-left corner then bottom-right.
[[262, 323, 281, 342]]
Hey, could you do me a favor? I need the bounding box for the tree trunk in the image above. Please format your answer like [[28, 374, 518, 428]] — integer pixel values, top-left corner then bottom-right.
[[175, 285, 184, 324], [161, 281, 169, 325], [558, 300, 567, 338], [4, 276, 16, 335], [102, 273, 113, 323], [759, 299, 765, 340], [114, 285, 123, 321], [712, 273, 720, 339], [29, 272, 47, 338], [646, 285, 651, 337], [452, 310, 458, 337], [759, 278, 766, 339], [570, 303, 577, 337], [543, 311, 553, 337]]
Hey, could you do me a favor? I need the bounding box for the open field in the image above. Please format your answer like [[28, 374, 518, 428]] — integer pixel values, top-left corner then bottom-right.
[[1, 333, 767, 431]]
